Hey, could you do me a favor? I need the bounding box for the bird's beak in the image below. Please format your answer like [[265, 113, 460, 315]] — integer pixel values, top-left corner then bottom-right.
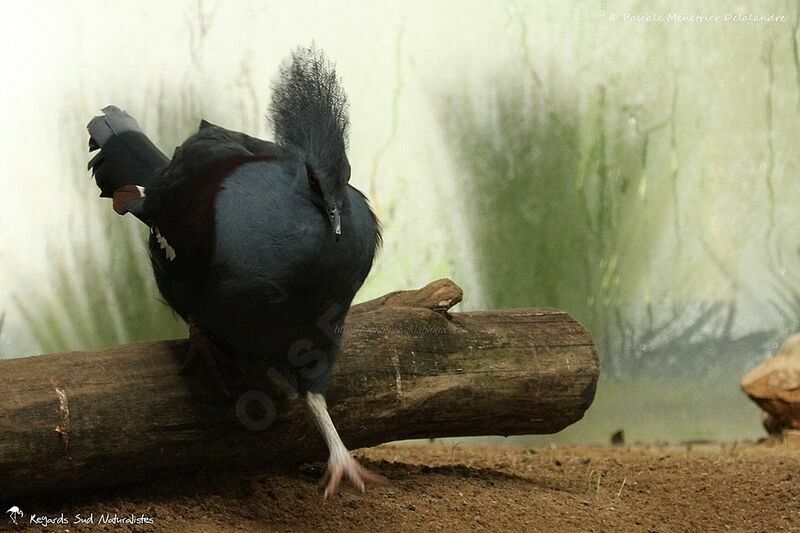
[[329, 207, 342, 242]]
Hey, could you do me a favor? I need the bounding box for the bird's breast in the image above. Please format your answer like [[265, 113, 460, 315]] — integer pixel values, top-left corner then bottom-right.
[[211, 161, 323, 296], [180, 159, 378, 360]]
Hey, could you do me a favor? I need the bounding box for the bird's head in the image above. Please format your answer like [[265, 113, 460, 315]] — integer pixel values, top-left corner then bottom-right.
[[308, 156, 350, 242], [270, 46, 352, 243]]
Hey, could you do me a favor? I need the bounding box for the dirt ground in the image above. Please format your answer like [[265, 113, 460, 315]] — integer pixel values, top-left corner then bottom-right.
[[7, 441, 800, 532]]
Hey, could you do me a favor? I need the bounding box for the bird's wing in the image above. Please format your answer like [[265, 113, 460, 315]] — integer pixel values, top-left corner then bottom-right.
[[142, 123, 292, 319]]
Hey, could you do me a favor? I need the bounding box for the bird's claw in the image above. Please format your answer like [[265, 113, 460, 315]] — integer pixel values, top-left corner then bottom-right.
[[320, 454, 383, 499]]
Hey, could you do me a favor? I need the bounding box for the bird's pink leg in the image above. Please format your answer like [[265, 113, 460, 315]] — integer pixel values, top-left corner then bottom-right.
[[305, 392, 383, 498]]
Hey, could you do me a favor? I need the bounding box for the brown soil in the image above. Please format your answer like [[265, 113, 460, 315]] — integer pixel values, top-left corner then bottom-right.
[[8, 441, 800, 532]]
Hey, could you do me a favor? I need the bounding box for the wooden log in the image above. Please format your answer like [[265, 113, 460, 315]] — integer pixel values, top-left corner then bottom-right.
[[0, 279, 598, 498]]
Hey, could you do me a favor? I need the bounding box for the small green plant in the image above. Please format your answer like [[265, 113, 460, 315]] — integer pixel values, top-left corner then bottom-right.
[[449, 441, 462, 461], [524, 448, 534, 459], [588, 469, 604, 495], [616, 477, 627, 498]]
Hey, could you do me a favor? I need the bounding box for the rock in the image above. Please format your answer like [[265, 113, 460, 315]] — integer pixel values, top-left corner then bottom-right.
[[761, 412, 785, 437], [777, 333, 800, 357], [741, 335, 800, 432], [784, 430, 800, 448]]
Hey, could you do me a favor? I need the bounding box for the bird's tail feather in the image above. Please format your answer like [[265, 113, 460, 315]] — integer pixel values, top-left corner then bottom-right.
[[87, 105, 168, 200], [269, 46, 350, 177]]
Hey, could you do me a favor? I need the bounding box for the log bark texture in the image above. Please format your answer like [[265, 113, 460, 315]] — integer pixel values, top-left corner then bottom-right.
[[0, 279, 598, 498]]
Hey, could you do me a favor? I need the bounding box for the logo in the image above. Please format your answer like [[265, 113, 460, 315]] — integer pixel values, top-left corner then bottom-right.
[[6, 506, 23, 525]]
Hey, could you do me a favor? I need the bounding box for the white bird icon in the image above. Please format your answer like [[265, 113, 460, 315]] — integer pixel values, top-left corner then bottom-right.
[[6, 506, 23, 525]]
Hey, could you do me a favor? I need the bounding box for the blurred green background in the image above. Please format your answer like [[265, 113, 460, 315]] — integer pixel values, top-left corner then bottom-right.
[[1, 0, 798, 444]]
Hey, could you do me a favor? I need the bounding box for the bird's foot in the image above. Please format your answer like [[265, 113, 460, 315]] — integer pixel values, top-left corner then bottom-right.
[[305, 391, 384, 498], [320, 451, 384, 498], [181, 318, 237, 397]]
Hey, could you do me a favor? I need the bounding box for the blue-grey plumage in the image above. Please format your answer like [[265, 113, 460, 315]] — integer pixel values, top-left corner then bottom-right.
[[87, 46, 383, 497], [192, 159, 380, 393]]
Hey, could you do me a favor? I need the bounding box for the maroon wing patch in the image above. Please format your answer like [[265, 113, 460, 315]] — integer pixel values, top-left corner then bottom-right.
[[150, 154, 278, 287]]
